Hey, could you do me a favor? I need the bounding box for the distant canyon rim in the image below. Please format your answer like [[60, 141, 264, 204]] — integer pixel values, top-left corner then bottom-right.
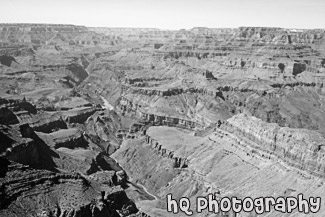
[[1, 24, 325, 216]]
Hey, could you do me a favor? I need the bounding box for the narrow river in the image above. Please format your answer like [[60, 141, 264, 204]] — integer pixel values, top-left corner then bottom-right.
[[127, 179, 158, 201], [100, 95, 158, 202], [100, 96, 114, 110]]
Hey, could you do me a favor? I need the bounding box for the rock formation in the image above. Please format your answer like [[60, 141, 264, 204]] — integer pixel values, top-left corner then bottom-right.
[[0, 157, 140, 217], [220, 113, 325, 178], [2, 23, 325, 216]]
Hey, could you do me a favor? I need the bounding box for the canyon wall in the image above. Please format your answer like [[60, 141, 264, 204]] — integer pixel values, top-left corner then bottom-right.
[[220, 113, 325, 177]]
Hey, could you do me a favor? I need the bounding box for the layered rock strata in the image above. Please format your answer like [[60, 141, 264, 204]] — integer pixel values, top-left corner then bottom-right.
[[220, 113, 325, 178], [0, 157, 141, 217]]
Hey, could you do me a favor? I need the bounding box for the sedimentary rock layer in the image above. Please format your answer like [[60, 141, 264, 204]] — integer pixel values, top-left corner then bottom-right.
[[220, 113, 325, 177]]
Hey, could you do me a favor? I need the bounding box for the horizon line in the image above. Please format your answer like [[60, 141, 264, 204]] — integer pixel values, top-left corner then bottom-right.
[[0, 22, 324, 31]]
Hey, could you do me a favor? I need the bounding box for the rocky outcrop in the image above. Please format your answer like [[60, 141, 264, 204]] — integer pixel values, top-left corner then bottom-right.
[[29, 63, 88, 83], [66, 63, 89, 83], [85, 110, 122, 154], [194, 122, 220, 137], [0, 158, 140, 217], [122, 84, 224, 98], [122, 85, 184, 97], [0, 123, 60, 171], [28, 113, 68, 133], [111, 137, 186, 200], [220, 113, 325, 178], [124, 77, 171, 85], [0, 23, 116, 47], [0, 97, 37, 114], [86, 152, 124, 176], [36, 128, 88, 149], [117, 96, 204, 129], [4, 138, 40, 166], [112, 128, 236, 216], [0, 23, 88, 33], [145, 134, 188, 168], [164, 50, 230, 59], [235, 27, 324, 44], [61, 107, 98, 124], [0, 45, 34, 57], [270, 81, 317, 88]]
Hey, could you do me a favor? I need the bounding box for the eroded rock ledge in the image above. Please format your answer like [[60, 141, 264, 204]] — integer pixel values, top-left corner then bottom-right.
[[220, 113, 325, 178], [0, 158, 141, 217], [36, 128, 88, 149], [117, 96, 204, 130], [61, 106, 98, 124], [144, 134, 188, 168]]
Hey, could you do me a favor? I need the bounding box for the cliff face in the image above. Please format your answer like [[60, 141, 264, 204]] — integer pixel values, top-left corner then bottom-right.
[[235, 27, 325, 45], [117, 95, 205, 130], [221, 113, 325, 177], [66, 63, 89, 83], [104, 35, 325, 137], [112, 138, 184, 197], [112, 126, 229, 216], [0, 123, 65, 171], [0, 23, 87, 32], [0, 158, 139, 217], [85, 110, 123, 154], [61, 107, 98, 124], [0, 101, 148, 216], [28, 113, 68, 133], [37, 128, 88, 149], [0, 23, 105, 46], [113, 124, 325, 217], [144, 134, 188, 168]]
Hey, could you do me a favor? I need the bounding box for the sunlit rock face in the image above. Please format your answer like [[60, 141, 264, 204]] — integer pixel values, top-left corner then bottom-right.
[[112, 124, 325, 216]]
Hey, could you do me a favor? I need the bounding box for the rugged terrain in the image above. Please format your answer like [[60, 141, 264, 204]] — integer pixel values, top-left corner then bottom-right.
[[1, 24, 325, 216]]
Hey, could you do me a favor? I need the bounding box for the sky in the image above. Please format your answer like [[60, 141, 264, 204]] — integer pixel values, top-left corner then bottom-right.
[[1, 0, 325, 29]]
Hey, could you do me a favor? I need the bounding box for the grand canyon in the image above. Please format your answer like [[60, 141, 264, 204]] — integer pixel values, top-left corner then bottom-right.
[[1, 23, 325, 216]]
